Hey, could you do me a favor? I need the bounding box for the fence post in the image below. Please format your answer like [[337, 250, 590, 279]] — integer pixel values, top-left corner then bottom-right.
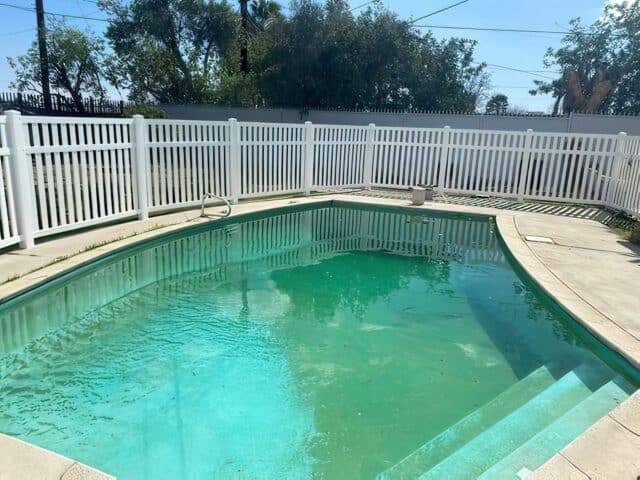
[[132, 115, 149, 220], [437, 126, 451, 196], [229, 118, 241, 204], [517, 129, 534, 202], [5, 110, 36, 249], [303, 121, 314, 195], [606, 131, 627, 207], [363, 123, 375, 189]]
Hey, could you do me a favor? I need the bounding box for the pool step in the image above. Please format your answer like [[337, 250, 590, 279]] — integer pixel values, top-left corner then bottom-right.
[[377, 364, 560, 480], [477, 376, 634, 480], [416, 362, 613, 480]]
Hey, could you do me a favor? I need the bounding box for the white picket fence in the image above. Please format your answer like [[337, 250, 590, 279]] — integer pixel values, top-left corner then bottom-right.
[[0, 110, 638, 250]]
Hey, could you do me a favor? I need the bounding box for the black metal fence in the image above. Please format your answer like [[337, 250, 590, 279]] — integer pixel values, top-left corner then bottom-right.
[[0, 91, 131, 116]]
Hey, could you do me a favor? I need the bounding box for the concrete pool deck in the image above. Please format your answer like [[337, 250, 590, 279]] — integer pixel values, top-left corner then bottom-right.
[[0, 193, 638, 479]]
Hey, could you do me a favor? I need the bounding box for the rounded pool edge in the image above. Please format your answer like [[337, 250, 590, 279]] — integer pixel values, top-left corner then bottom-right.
[[494, 214, 640, 372]]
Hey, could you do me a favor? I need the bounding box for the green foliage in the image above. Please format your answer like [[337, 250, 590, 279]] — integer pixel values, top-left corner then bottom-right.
[[249, 0, 283, 31], [246, 0, 488, 111], [214, 70, 261, 106], [96, 0, 487, 111], [485, 94, 509, 114], [98, 0, 238, 103], [8, 20, 106, 109], [531, 1, 640, 114], [124, 104, 168, 118]]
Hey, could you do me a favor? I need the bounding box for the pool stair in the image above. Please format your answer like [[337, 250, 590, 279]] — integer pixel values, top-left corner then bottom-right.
[[477, 375, 635, 479], [377, 362, 633, 480]]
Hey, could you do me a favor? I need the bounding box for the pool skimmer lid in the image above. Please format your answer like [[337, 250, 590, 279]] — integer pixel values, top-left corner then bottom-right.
[[523, 235, 554, 244]]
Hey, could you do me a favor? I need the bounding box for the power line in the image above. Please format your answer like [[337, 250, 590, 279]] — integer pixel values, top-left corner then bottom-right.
[[75, 0, 92, 28], [0, 2, 32, 13], [414, 24, 580, 36], [0, 27, 35, 37], [351, 1, 375, 11], [482, 63, 558, 80], [414, 22, 622, 40], [409, 0, 471, 24], [46, 10, 109, 22], [0, 2, 109, 22]]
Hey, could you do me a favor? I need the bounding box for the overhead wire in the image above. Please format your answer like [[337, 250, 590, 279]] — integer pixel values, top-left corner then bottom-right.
[[409, 0, 471, 24], [0, 2, 110, 21], [482, 63, 558, 80], [413, 24, 584, 36], [0, 26, 35, 37], [351, 1, 376, 11]]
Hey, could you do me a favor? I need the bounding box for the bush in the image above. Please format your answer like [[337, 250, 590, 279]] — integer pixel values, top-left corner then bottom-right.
[[124, 105, 167, 119]]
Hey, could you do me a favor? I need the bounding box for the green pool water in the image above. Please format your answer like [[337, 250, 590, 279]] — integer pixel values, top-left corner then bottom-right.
[[0, 202, 637, 480]]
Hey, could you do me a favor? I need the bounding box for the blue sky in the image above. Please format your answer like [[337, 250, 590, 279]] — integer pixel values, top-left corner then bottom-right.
[[0, 0, 612, 111]]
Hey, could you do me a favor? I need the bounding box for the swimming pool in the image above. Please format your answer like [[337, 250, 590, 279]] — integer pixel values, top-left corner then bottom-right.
[[0, 202, 637, 479]]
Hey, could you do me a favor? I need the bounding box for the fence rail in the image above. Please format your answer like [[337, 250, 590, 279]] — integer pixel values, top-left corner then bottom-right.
[[0, 110, 638, 250]]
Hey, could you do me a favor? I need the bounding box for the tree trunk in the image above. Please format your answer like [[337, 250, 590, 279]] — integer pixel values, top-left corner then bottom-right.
[[563, 66, 619, 114], [585, 68, 616, 112], [55, 64, 86, 113], [167, 36, 197, 101], [563, 69, 586, 113]]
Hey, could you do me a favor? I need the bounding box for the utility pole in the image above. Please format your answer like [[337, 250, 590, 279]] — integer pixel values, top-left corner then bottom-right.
[[35, 0, 52, 111], [239, 0, 249, 73]]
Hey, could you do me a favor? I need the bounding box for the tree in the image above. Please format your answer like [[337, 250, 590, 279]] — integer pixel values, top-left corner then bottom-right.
[[530, 1, 640, 114], [98, 0, 238, 103], [97, 0, 488, 109], [247, 0, 488, 110], [8, 21, 106, 112], [464, 69, 491, 112], [485, 94, 509, 114]]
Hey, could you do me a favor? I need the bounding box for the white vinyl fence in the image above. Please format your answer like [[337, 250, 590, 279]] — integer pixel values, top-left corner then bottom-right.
[[24, 116, 138, 239], [0, 110, 638, 250]]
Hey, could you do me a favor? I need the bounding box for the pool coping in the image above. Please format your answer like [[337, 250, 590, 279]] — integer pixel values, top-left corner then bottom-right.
[[496, 215, 640, 370], [0, 193, 638, 479], [0, 433, 115, 480]]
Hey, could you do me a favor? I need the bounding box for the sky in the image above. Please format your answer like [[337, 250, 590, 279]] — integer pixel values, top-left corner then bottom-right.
[[0, 0, 617, 111]]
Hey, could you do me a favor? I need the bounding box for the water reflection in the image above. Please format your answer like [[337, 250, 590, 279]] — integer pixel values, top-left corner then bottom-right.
[[0, 204, 504, 356]]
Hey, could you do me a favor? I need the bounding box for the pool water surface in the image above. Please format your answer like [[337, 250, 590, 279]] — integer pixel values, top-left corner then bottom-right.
[[0, 202, 637, 479]]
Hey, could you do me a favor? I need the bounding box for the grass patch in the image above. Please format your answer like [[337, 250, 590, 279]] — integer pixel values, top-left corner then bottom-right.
[[609, 226, 631, 241]]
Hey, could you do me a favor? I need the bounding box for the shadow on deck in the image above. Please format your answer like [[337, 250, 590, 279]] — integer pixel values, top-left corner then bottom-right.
[[349, 189, 635, 230]]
